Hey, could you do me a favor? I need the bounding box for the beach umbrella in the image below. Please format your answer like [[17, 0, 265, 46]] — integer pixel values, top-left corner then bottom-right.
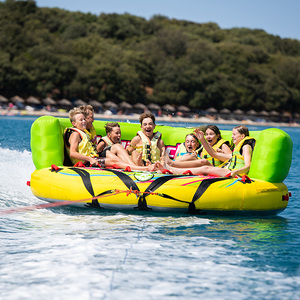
[[247, 109, 257, 115], [282, 111, 292, 117], [104, 101, 118, 108], [269, 110, 279, 116], [233, 109, 244, 114], [11, 95, 25, 103], [220, 108, 231, 114], [119, 101, 133, 109], [88, 100, 102, 108], [0, 95, 8, 103], [148, 103, 161, 110], [73, 99, 87, 106], [134, 103, 147, 110], [26, 96, 41, 105], [57, 98, 72, 106], [259, 110, 269, 116], [162, 104, 175, 112], [43, 97, 56, 105], [177, 105, 190, 112], [206, 107, 218, 113]]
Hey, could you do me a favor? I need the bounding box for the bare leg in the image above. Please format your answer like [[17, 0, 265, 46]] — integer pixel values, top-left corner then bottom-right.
[[175, 153, 198, 162], [131, 150, 143, 166], [156, 162, 230, 176], [162, 152, 211, 168], [110, 144, 136, 164], [105, 151, 154, 171]]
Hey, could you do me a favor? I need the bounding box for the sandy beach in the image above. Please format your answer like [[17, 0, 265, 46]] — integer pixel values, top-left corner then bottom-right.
[[1, 108, 299, 128]]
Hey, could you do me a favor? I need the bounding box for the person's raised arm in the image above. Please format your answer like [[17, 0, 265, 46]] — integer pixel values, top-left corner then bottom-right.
[[194, 128, 231, 161]]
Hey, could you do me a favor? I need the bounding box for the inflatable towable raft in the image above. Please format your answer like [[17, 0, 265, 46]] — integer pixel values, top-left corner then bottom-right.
[[29, 116, 293, 215]]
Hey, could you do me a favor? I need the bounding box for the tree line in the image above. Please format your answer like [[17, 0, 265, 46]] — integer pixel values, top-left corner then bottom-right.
[[1, 0, 300, 114]]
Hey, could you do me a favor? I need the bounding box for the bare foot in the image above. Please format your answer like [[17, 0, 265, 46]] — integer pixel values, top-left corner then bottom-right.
[[147, 163, 157, 172], [151, 161, 165, 173]]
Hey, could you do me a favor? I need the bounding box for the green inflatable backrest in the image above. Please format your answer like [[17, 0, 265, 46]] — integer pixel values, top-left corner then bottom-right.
[[30, 116, 293, 182], [31, 116, 65, 170]]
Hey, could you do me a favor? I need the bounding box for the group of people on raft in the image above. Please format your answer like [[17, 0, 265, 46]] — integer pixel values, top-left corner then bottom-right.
[[64, 105, 256, 178]]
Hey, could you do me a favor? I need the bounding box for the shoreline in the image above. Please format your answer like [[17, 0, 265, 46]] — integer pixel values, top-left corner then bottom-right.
[[1, 108, 299, 128]]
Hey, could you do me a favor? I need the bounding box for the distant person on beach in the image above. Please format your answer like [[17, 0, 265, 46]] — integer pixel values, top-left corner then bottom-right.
[[162, 125, 231, 169], [65, 107, 156, 171], [156, 125, 255, 177], [126, 112, 165, 166]]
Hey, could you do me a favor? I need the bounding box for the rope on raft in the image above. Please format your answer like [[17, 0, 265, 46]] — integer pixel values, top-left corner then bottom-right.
[[0, 189, 161, 215]]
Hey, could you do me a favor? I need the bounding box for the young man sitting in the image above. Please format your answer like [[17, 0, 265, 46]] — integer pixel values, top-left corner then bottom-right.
[[126, 112, 165, 166]]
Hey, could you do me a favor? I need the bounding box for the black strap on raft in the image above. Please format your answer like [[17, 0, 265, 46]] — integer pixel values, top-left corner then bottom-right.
[[137, 174, 190, 211], [103, 169, 139, 191], [188, 177, 228, 214], [69, 167, 118, 208]]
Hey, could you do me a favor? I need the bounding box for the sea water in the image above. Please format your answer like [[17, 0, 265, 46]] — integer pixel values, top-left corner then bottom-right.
[[0, 116, 299, 300]]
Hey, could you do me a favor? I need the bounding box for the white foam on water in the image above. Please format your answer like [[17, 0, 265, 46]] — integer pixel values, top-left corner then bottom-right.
[[0, 148, 37, 207], [0, 147, 299, 299]]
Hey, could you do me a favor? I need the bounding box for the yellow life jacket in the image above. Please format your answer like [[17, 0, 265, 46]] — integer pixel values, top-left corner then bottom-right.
[[175, 143, 202, 160], [221, 137, 255, 172], [100, 136, 114, 147], [201, 138, 230, 166], [85, 125, 97, 144], [64, 127, 98, 165], [137, 130, 162, 163]]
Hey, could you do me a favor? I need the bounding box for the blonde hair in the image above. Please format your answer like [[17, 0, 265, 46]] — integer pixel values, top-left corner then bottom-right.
[[69, 107, 84, 123]]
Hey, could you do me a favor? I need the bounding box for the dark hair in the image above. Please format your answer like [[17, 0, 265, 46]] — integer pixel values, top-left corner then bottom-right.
[[205, 125, 222, 141], [234, 125, 249, 136], [104, 122, 120, 134], [185, 133, 199, 142], [139, 112, 155, 124]]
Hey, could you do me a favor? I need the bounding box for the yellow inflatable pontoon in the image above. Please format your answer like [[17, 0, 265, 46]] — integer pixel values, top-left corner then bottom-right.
[[29, 116, 293, 215]]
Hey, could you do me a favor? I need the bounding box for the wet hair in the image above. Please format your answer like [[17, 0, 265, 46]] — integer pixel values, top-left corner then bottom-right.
[[234, 125, 249, 137], [205, 125, 222, 141], [105, 122, 120, 134], [139, 112, 155, 124], [79, 105, 94, 117], [69, 107, 84, 123]]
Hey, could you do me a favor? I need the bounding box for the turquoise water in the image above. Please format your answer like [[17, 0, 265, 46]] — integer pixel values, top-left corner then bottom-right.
[[0, 116, 299, 299]]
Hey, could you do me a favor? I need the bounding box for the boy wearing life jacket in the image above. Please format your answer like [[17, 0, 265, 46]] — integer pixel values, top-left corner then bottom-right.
[[126, 112, 165, 166], [96, 122, 137, 165]]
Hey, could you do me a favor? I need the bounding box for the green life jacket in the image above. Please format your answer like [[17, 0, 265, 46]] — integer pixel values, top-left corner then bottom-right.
[[221, 137, 256, 172]]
